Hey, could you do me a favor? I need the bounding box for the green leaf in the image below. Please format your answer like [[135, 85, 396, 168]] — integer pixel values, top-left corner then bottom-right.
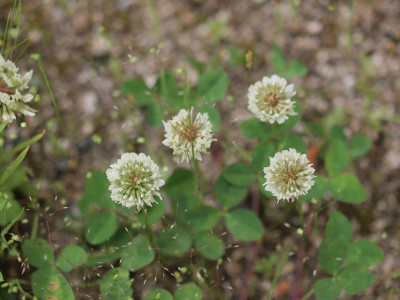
[[100, 268, 133, 300], [121, 78, 163, 127], [299, 176, 330, 201], [0, 146, 29, 186], [0, 202, 24, 240], [138, 198, 166, 225], [277, 133, 307, 154], [270, 45, 308, 78], [315, 278, 341, 300], [175, 283, 203, 300], [222, 163, 255, 187], [199, 103, 221, 130], [0, 193, 23, 226], [345, 239, 384, 267], [121, 235, 154, 271], [251, 141, 275, 173], [171, 194, 201, 224], [108, 227, 132, 247], [186, 205, 221, 231], [349, 134, 371, 158], [56, 245, 86, 272], [285, 60, 308, 78], [145, 289, 173, 300], [0, 122, 7, 135], [318, 239, 345, 275], [308, 121, 325, 138], [325, 140, 348, 177], [270, 45, 286, 72], [225, 209, 263, 241], [226, 46, 245, 66], [22, 238, 54, 268], [156, 71, 184, 109], [85, 252, 121, 268], [158, 226, 191, 256], [330, 125, 347, 143], [32, 267, 74, 300], [122, 79, 152, 105], [194, 232, 224, 260], [337, 263, 373, 295], [330, 173, 366, 203], [146, 102, 163, 127], [214, 175, 247, 210], [78, 172, 113, 216], [164, 168, 195, 198], [325, 211, 353, 247], [239, 119, 272, 140], [1, 165, 29, 191], [85, 212, 117, 245], [275, 101, 301, 132], [197, 70, 228, 102]]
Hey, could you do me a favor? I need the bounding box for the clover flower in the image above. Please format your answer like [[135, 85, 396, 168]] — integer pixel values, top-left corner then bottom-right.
[[162, 108, 216, 163], [106, 152, 165, 210], [248, 75, 296, 124], [264, 148, 315, 202], [0, 54, 36, 123]]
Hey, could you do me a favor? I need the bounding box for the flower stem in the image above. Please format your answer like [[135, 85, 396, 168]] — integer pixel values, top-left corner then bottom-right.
[[298, 199, 304, 229], [31, 213, 39, 239], [269, 245, 291, 299], [16, 279, 33, 299], [300, 288, 315, 300], [144, 210, 156, 246], [191, 159, 204, 204]]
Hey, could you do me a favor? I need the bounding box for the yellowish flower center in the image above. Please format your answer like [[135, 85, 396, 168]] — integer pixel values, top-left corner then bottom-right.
[[257, 89, 281, 111], [130, 174, 138, 186], [285, 172, 297, 181], [180, 122, 200, 142], [266, 94, 279, 106]]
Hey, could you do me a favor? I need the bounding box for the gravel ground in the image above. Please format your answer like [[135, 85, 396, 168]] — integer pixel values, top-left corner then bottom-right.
[[1, 0, 399, 299]]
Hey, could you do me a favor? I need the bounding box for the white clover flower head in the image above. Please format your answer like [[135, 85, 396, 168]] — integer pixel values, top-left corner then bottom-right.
[[248, 74, 296, 124], [106, 152, 165, 211], [0, 54, 36, 123], [162, 107, 216, 163], [264, 148, 315, 202]]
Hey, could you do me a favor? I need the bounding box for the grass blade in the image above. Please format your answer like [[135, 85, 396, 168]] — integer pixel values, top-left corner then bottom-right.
[[0, 145, 30, 186], [0, 123, 8, 135], [1, 130, 45, 163], [31, 54, 63, 127]]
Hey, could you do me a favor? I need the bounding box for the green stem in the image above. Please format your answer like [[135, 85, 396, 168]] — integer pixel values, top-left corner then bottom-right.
[[191, 159, 204, 204], [298, 199, 304, 229], [31, 212, 39, 239], [268, 245, 291, 299], [197, 163, 208, 195], [144, 210, 156, 246], [194, 159, 207, 193], [189, 111, 204, 203], [15, 279, 33, 299], [300, 288, 315, 300], [272, 122, 279, 142]]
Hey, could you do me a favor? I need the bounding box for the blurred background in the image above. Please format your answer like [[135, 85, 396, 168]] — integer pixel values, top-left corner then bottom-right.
[[1, 0, 399, 299]]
